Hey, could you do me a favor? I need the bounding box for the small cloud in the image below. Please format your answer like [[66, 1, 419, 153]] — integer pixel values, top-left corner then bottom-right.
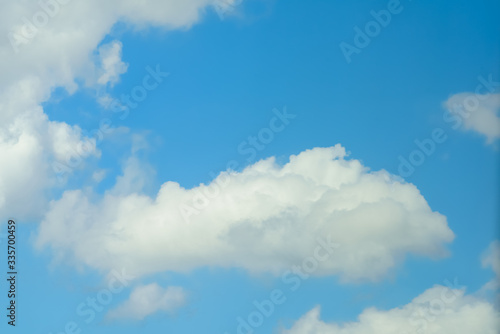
[[92, 169, 107, 183], [107, 284, 187, 321], [481, 240, 500, 293], [96, 40, 128, 87], [97, 94, 114, 108], [444, 92, 500, 144]]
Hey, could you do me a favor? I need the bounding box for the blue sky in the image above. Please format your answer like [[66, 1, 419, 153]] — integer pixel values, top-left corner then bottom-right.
[[0, 0, 499, 333]]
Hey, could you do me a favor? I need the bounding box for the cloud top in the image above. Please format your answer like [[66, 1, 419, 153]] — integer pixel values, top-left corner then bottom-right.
[[36, 145, 454, 282]]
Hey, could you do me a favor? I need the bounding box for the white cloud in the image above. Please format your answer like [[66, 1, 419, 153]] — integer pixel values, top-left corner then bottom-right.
[[36, 146, 454, 282], [444, 92, 500, 144], [92, 169, 107, 183], [282, 286, 500, 334], [284, 242, 500, 334], [1, 0, 235, 98], [107, 283, 186, 321], [0, 0, 240, 219], [482, 240, 500, 278], [96, 40, 128, 87], [0, 102, 99, 219], [481, 240, 500, 294]]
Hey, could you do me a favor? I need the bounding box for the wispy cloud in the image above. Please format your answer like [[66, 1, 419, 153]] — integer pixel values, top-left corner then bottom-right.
[[107, 284, 187, 321], [444, 91, 500, 144]]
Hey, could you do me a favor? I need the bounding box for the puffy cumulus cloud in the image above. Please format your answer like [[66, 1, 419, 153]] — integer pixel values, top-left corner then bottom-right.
[[106, 283, 186, 321], [0, 0, 242, 219], [444, 92, 500, 144], [0, 62, 99, 220], [36, 146, 454, 282], [282, 286, 500, 334], [1, 0, 232, 93], [0, 103, 99, 219]]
